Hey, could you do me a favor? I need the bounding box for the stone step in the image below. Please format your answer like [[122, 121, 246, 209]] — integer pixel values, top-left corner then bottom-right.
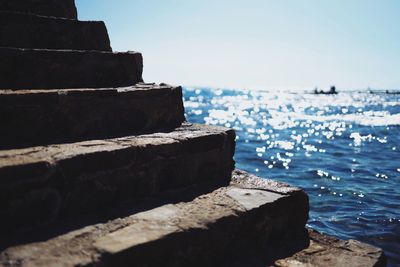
[[0, 0, 77, 19], [275, 229, 386, 267], [0, 12, 111, 51], [0, 47, 143, 89], [0, 123, 236, 233], [0, 83, 185, 149], [0, 170, 309, 267]]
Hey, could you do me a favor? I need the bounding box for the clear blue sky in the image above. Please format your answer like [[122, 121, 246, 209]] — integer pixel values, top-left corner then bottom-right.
[[76, 0, 400, 90]]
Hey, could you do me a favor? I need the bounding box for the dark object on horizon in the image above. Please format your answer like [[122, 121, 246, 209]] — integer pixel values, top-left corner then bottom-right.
[[314, 86, 338, 95], [386, 90, 400, 95], [368, 89, 400, 94]]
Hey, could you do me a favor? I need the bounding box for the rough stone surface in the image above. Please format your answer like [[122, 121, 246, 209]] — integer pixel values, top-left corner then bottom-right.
[[225, 187, 282, 210], [0, 83, 185, 149], [274, 229, 387, 267], [231, 169, 303, 195], [0, 123, 235, 233], [0, 0, 77, 19], [0, 11, 111, 51], [0, 170, 309, 267], [0, 47, 143, 89]]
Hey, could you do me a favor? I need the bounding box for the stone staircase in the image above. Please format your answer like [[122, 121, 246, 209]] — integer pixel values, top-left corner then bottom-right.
[[0, 1, 386, 266]]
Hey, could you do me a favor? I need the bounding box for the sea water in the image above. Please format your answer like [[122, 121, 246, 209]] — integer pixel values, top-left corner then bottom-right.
[[183, 87, 400, 265]]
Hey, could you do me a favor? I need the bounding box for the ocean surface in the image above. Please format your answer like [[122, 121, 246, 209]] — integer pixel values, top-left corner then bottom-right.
[[183, 87, 400, 266]]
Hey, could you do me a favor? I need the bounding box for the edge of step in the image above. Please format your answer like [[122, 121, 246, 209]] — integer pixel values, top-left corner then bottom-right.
[[0, 0, 77, 19], [0, 123, 236, 233], [0, 83, 185, 149], [0, 169, 309, 267], [0, 47, 143, 89], [0, 11, 111, 51]]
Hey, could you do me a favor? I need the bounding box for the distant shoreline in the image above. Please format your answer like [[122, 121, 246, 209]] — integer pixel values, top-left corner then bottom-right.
[[183, 86, 400, 94]]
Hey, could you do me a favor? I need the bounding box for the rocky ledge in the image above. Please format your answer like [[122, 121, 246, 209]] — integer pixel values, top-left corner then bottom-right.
[[275, 229, 387, 267]]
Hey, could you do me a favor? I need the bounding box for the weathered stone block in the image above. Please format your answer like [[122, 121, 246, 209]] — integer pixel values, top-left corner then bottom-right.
[[0, 124, 235, 232], [94, 185, 308, 267], [0, 83, 185, 149], [0, 47, 143, 89], [0, 12, 111, 51], [275, 229, 387, 267], [0, 170, 309, 267], [0, 0, 77, 19]]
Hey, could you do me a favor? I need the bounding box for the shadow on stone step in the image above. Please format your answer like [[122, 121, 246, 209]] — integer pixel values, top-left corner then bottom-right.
[[224, 228, 310, 267], [96, 220, 310, 267], [0, 124, 181, 150], [0, 179, 229, 251]]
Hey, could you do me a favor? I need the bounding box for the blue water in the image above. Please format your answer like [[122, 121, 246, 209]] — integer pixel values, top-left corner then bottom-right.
[[183, 87, 400, 266]]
